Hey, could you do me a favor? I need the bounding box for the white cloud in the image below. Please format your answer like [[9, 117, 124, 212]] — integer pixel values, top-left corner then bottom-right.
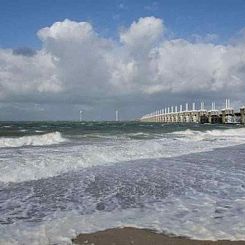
[[0, 17, 245, 119], [0, 49, 61, 101], [37, 19, 115, 98], [120, 17, 164, 53]]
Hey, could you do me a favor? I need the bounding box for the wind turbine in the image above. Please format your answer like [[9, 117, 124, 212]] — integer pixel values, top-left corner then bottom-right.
[[115, 110, 119, 121], [79, 110, 83, 122]]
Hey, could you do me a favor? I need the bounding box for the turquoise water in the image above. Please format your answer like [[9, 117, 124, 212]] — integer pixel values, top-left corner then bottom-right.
[[0, 121, 238, 138]]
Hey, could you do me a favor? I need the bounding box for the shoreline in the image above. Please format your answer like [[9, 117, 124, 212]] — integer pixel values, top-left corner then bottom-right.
[[72, 227, 245, 245]]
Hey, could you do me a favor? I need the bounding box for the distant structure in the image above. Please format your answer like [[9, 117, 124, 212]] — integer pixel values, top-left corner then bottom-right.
[[140, 99, 245, 124], [115, 110, 119, 121], [79, 110, 83, 122]]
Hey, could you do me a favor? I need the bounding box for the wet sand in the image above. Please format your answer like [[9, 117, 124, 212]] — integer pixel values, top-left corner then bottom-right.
[[73, 227, 245, 245]]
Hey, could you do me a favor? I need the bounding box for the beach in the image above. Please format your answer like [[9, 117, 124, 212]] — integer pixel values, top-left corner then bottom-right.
[[73, 227, 245, 245]]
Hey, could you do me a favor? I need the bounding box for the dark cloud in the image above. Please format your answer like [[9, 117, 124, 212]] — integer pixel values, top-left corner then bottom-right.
[[13, 47, 37, 57]]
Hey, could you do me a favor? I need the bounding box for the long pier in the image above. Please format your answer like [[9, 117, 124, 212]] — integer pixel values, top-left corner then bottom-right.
[[140, 99, 245, 124]]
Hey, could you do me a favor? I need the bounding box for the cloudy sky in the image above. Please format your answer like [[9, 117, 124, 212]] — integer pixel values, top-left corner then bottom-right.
[[1, 0, 245, 121]]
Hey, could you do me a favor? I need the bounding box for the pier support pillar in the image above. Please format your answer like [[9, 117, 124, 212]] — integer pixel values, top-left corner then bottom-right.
[[208, 113, 212, 123], [221, 110, 226, 124], [241, 107, 245, 124]]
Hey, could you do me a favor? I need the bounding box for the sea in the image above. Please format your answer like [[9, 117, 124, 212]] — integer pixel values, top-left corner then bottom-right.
[[0, 121, 245, 244]]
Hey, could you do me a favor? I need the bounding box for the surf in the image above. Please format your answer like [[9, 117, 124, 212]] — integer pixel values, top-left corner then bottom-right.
[[0, 132, 66, 148], [1, 127, 245, 183]]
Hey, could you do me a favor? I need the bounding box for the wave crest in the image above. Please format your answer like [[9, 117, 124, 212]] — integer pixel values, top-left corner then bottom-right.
[[1, 127, 245, 183], [170, 127, 245, 141], [0, 132, 66, 148]]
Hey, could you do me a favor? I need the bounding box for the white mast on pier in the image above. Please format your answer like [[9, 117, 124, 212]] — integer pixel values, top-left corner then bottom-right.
[[192, 102, 196, 111], [211, 102, 216, 111], [185, 103, 189, 111], [201, 101, 205, 111], [228, 98, 231, 109], [225, 98, 231, 109]]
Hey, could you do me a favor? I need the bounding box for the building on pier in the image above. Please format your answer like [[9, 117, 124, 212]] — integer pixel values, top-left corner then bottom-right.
[[140, 99, 245, 124], [221, 99, 234, 124], [208, 102, 220, 124]]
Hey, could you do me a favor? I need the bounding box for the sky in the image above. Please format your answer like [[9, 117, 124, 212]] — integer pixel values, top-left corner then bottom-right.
[[0, 0, 245, 121]]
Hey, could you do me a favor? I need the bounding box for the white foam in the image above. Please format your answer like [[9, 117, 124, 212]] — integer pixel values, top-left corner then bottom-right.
[[0, 132, 66, 148], [35, 130, 45, 133], [1, 128, 245, 183], [19, 129, 28, 132], [171, 127, 245, 142], [1, 193, 245, 244], [1, 127, 245, 244]]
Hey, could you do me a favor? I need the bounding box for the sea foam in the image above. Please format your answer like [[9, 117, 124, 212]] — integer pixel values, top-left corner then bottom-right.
[[1, 151, 245, 244], [1, 127, 245, 244], [1, 127, 245, 183], [170, 127, 245, 142], [0, 132, 66, 148]]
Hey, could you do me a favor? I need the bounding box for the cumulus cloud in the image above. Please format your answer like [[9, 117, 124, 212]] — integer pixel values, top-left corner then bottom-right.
[[0, 17, 245, 119], [37, 19, 114, 99], [0, 49, 61, 101], [146, 40, 245, 93], [120, 17, 164, 52]]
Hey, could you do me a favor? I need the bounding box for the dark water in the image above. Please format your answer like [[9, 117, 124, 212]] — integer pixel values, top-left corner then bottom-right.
[[0, 121, 238, 138]]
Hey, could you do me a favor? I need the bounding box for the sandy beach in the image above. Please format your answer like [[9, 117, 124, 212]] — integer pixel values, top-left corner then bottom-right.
[[73, 227, 245, 245]]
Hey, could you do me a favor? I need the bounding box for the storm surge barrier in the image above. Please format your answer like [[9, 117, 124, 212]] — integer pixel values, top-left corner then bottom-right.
[[140, 99, 245, 124]]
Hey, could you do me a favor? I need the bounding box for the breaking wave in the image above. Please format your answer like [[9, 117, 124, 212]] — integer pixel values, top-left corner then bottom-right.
[[170, 127, 245, 142], [1, 127, 245, 183], [0, 132, 66, 148]]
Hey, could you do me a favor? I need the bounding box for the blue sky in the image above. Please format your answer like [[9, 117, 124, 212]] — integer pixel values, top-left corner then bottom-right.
[[1, 0, 245, 49]]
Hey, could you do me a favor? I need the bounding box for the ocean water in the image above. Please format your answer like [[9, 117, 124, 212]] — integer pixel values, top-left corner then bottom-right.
[[0, 121, 245, 244]]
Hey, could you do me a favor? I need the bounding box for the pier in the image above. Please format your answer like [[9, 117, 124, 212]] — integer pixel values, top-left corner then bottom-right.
[[140, 99, 245, 124]]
